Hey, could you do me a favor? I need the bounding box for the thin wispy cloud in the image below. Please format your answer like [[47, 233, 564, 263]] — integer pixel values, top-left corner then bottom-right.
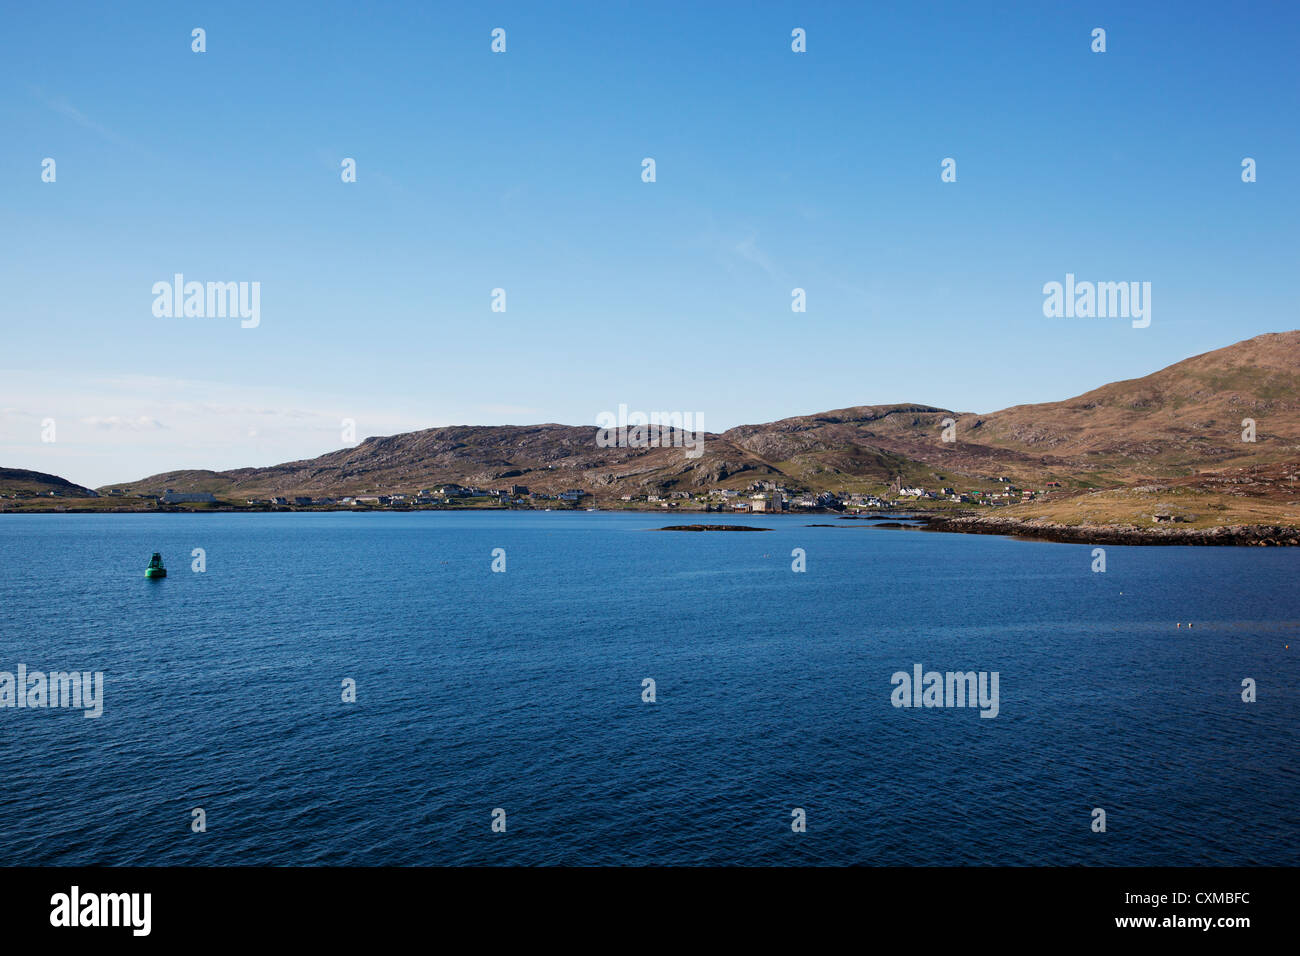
[[685, 224, 787, 282], [29, 85, 148, 155], [734, 235, 778, 277]]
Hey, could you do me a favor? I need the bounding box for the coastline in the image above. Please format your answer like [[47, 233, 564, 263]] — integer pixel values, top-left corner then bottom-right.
[[923, 514, 1300, 547], [4, 503, 1298, 545]]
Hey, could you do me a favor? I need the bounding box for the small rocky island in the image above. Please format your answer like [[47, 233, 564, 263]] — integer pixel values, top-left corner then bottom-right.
[[659, 524, 769, 532]]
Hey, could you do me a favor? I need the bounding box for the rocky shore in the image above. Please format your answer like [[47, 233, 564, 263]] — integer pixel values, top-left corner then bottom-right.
[[924, 515, 1300, 546]]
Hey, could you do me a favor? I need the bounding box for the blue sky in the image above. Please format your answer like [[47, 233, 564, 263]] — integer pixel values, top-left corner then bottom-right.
[[2, 1, 1297, 487]]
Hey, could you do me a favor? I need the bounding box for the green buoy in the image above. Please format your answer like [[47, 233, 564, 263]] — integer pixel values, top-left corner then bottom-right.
[[145, 552, 167, 578]]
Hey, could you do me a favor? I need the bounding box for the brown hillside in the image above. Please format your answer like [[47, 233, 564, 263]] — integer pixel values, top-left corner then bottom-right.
[[93, 331, 1300, 500]]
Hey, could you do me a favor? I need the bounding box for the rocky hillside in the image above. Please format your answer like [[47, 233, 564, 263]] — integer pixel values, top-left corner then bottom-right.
[[719, 332, 1300, 489], [954, 330, 1300, 478], [94, 331, 1300, 500], [99, 425, 788, 499]]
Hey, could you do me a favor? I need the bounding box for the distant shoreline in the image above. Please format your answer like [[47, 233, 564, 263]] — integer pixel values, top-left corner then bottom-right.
[[0, 505, 837, 518], [4, 505, 1298, 546]]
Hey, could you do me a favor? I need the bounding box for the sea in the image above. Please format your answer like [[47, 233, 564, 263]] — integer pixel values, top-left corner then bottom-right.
[[1, 511, 1296, 865]]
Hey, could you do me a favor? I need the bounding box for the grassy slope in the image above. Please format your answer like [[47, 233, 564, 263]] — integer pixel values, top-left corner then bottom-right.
[[995, 487, 1300, 530]]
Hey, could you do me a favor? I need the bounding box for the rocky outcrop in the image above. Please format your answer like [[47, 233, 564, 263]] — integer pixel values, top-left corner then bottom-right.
[[659, 524, 769, 532], [925, 515, 1300, 546]]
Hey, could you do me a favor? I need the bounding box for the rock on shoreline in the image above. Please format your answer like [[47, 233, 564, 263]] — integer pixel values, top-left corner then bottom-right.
[[925, 515, 1300, 546]]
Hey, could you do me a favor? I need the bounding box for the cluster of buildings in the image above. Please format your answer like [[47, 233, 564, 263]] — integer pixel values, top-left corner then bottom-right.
[[616, 477, 1061, 512], [142, 476, 1064, 512], [246, 495, 324, 507], [619, 483, 837, 512], [244, 483, 587, 509], [95, 488, 218, 504]]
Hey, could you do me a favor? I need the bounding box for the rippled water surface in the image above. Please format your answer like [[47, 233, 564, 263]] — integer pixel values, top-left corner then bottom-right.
[[1, 512, 1296, 865]]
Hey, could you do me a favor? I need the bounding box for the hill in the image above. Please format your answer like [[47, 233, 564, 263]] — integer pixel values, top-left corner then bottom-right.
[[0, 468, 99, 499], [92, 331, 1300, 504], [952, 330, 1300, 482]]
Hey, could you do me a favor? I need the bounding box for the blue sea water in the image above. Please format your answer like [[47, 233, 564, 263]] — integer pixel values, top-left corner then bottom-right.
[[0, 511, 1296, 866]]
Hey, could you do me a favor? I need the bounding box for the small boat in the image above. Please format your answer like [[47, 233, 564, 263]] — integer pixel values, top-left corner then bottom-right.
[[144, 552, 167, 578]]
